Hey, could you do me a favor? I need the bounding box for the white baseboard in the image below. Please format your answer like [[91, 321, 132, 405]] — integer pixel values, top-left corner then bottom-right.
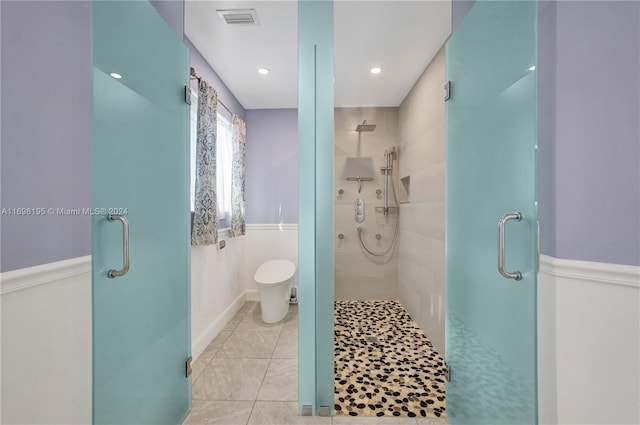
[[192, 290, 247, 361], [245, 288, 259, 301], [191, 289, 264, 360]]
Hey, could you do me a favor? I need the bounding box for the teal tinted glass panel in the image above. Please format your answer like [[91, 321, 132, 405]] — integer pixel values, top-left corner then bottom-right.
[[91, 1, 191, 423], [445, 1, 538, 424], [298, 0, 335, 415], [312, 0, 335, 411], [298, 0, 318, 410]]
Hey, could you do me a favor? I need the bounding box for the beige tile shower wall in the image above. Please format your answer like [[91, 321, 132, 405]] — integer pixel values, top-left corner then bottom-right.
[[397, 46, 446, 355], [334, 107, 399, 300]]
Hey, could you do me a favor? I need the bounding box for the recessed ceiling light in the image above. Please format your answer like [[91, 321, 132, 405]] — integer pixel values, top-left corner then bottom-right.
[[370, 67, 382, 74], [110, 72, 122, 79], [258, 68, 270, 75], [527, 65, 536, 72]]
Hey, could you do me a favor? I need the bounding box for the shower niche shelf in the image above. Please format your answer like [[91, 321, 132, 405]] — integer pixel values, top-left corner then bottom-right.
[[399, 175, 410, 204]]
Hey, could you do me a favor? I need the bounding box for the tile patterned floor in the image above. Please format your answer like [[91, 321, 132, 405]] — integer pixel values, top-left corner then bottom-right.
[[334, 301, 447, 419], [185, 301, 448, 425]]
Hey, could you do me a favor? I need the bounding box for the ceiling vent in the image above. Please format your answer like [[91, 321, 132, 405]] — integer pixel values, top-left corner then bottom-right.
[[216, 9, 260, 26]]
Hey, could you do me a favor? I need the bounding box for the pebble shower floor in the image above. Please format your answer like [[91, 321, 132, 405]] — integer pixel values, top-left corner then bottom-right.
[[334, 300, 447, 418]]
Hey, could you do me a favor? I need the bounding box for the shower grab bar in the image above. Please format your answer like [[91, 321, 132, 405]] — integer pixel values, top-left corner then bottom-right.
[[498, 212, 522, 280], [107, 214, 130, 278]]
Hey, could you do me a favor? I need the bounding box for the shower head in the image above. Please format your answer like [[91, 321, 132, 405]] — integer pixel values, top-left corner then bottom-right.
[[355, 120, 376, 132]]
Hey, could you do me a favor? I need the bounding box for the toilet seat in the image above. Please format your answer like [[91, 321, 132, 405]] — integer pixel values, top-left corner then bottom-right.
[[254, 260, 295, 286]]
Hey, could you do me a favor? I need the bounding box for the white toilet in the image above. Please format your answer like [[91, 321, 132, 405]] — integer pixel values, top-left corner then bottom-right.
[[254, 259, 296, 324]]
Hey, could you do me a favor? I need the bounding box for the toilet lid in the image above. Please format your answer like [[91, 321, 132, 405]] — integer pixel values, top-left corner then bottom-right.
[[254, 260, 296, 285]]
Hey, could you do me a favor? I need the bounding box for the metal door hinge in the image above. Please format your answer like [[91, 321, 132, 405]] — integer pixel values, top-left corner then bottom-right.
[[444, 81, 451, 101], [444, 361, 451, 381], [186, 356, 192, 377], [185, 86, 191, 105]]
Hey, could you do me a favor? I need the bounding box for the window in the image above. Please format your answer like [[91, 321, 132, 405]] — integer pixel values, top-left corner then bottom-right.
[[190, 90, 233, 221], [215, 113, 233, 219]]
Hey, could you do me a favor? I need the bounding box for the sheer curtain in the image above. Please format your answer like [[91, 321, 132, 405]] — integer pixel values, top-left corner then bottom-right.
[[216, 115, 232, 220], [230, 115, 246, 237], [191, 80, 218, 245]]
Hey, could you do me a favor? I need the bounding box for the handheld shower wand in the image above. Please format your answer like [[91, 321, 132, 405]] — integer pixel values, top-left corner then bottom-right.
[[381, 147, 397, 216], [357, 146, 400, 257]]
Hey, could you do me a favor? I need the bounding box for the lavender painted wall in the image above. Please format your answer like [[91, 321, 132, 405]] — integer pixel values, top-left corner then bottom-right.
[[455, 0, 639, 267], [1, 1, 91, 272], [185, 37, 246, 121], [452, 0, 475, 32], [552, 1, 639, 266], [0, 2, 240, 272], [244, 109, 298, 224], [537, 0, 557, 257]]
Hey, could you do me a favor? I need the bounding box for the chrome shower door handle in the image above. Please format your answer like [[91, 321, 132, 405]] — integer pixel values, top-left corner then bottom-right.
[[498, 212, 522, 280], [107, 214, 130, 278]]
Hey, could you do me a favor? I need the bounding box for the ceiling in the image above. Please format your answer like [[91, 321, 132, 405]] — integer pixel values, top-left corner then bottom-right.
[[185, 1, 452, 110]]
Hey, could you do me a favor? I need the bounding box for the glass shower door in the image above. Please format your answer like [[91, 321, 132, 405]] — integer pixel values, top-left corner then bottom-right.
[[91, 1, 191, 423], [446, 0, 538, 424], [298, 0, 335, 416]]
